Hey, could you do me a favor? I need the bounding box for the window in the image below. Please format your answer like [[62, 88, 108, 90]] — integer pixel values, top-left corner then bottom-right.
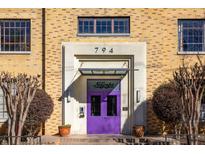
[[107, 96, 117, 116], [0, 20, 31, 52], [200, 95, 205, 122], [178, 20, 205, 53], [0, 88, 7, 122], [78, 17, 130, 35], [91, 96, 101, 116]]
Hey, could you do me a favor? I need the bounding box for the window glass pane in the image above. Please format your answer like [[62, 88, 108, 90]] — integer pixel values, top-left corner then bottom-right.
[[25, 43, 30, 51], [78, 18, 94, 33], [114, 18, 129, 33], [15, 29, 20, 35], [10, 29, 14, 35], [20, 35, 24, 42], [78, 20, 83, 33], [1, 45, 4, 51], [0, 20, 30, 52], [200, 97, 205, 122], [0, 105, 3, 111], [26, 27, 30, 35], [10, 21, 15, 27], [96, 19, 112, 33], [10, 36, 14, 43], [84, 25, 89, 33], [107, 95, 117, 116], [79, 25, 83, 33], [21, 44, 26, 51], [15, 35, 20, 42], [26, 35, 30, 43], [5, 28, 9, 35], [1, 35, 4, 44], [5, 22, 9, 27], [26, 21, 30, 27], [21, 21, 25, 27], [0, 113, 3, 119], [16, 22, 20, 27], [10, 44, 14, 51], [21, 28, 25, 35], [179, 20, 204, 52], [91, 96, 101, 116], [0, 88, 7, 121], [5, 44, 9, 51]]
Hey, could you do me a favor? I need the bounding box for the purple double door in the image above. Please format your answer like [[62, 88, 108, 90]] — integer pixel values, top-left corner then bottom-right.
[[87, 79, 121, 134]]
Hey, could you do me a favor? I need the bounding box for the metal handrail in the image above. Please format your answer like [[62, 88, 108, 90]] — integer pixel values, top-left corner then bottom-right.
[[0, 135, 41, 145]]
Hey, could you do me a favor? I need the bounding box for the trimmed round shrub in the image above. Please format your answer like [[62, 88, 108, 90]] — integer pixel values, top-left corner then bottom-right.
[[23, 89, 54, 136], [152, 82, 182, 123]]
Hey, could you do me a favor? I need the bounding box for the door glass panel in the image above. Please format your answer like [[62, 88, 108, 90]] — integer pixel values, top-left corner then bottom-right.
[[107, 95, 117, 116], [91, 96, 101, 116]]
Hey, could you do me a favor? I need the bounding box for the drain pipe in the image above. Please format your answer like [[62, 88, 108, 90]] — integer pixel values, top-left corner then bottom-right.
[[42, 8, 46, 90], [42, 8, 46, 135], [62, 45, 65, 125]]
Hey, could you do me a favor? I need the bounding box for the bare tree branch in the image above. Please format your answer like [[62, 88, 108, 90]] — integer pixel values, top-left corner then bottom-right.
[[173, 56, 205, 145], [0, 72, 40, 145]]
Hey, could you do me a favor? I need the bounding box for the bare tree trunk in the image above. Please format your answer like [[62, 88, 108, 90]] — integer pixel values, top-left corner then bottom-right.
[[16, 124, 22, 145], [16, 99, 24, 145], [0, 73, 40, 145], [7, 118, 11, 145], [193, 124, 198, 145], [188, 121, 194, 145]]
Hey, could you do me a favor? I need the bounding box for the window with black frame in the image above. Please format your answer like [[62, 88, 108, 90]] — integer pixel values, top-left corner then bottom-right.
[[178, 20, 205, 53], [0, 19, 30, 52], [91, 96, 101, 116], [107, 96, 117, 116], [200, 93, 205, 122], [0, 88, 7, 122], [78, 17, 130, 35]]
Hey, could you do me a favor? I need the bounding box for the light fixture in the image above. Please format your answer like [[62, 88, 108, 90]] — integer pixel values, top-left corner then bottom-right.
[[67, 90, 71, 103], [136, 90, 140, 103]]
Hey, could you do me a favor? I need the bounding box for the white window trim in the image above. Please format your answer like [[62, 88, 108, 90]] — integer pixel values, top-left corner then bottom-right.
[[177, 51, 205, 55], [77, 33, 130, 37], [0, 51, 31, 54]]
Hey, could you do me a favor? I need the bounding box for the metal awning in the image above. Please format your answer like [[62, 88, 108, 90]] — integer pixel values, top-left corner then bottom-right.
[[79, 68, 129, 75]]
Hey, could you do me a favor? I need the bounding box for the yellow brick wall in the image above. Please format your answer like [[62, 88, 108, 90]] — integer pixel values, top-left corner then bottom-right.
[[0, 9, 42, 75], [0, 9, 42, 133], [45, 8, 205, 135], [1, 9, 204, 135]]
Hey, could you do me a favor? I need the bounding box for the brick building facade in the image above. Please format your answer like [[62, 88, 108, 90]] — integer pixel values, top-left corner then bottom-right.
[[0, 8, 205, 135]]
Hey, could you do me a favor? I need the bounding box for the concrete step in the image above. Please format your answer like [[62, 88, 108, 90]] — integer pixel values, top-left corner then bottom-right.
[[41, 135, 125, 145]]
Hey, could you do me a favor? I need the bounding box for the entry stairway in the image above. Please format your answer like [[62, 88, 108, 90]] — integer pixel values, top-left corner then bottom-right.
[[41, 135, 126, 145], [41, 134, 179, 145]]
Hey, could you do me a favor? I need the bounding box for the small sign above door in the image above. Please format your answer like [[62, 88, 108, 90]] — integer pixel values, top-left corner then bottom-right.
[[87, 79, 120, 92]]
